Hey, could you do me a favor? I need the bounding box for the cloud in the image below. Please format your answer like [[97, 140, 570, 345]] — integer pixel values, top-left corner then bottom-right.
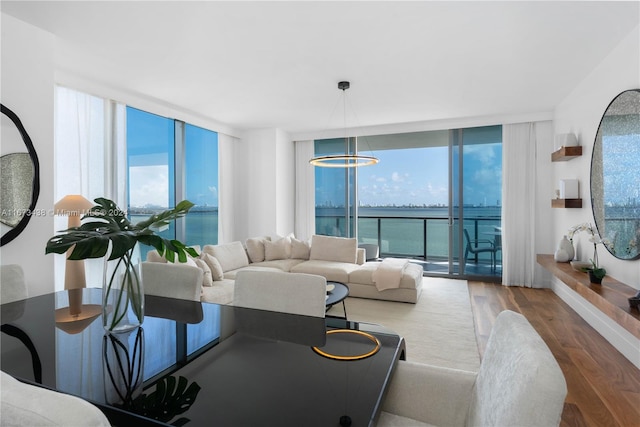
[[129, 165, 169, 207], [391, 172, 404, 182]]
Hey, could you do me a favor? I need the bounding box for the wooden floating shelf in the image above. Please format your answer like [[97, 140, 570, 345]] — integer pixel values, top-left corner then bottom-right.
[[537, 254, 640, 340], [551, 198, 582, 208], [551, 146, 582, 161]]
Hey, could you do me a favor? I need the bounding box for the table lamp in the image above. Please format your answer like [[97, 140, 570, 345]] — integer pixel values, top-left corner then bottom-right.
[[54, 195, 101, 333]]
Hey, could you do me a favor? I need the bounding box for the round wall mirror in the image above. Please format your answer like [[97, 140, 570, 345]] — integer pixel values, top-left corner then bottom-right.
[[0, 104, 40, 246], [590, 89, 640, 260]]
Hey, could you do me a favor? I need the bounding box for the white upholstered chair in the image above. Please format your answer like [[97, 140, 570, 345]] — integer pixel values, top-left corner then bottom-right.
[[1, 265, 111, 426], [359, 243, 380, 261], [234, 269, 327, 317], [141, 261, 203, 301], [0, 264, 28, 305], [1, 370, 111, 426], [379, 310, 567, 427]]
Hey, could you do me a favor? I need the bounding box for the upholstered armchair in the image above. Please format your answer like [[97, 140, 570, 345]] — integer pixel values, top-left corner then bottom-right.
[[379, 310, 567, 427]]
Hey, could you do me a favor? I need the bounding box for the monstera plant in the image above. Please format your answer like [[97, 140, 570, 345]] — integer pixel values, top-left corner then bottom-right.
[[46, 198, 198, 332]]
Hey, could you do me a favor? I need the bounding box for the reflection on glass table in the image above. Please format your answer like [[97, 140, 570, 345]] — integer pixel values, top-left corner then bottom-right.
[[1, 288, 405, 427]]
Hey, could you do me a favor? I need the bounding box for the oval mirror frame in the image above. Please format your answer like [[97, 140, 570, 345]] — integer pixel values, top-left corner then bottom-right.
[[590, 89, 640, 260], [0, 104, 41, 246]]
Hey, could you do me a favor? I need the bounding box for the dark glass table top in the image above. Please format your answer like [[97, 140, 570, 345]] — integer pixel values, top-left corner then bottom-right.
[[1, 288, 405, 426]]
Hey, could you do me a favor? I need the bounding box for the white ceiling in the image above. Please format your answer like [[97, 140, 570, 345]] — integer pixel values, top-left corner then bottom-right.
[[2, 1, 639, 136]]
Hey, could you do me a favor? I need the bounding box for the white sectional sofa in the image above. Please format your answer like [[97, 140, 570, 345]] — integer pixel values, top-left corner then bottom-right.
[[143, 234, 424, 305]]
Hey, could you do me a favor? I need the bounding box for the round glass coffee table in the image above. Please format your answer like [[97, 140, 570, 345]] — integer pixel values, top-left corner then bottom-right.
[[325, 281, 349, 319]]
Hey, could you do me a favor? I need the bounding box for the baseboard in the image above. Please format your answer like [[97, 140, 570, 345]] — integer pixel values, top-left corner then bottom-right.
[[551, 277, 640, 369]]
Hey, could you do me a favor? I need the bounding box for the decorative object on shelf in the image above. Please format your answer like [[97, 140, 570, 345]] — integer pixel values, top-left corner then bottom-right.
[[570, 260, 592, 272], [559, 179, 579, 199], [1, 104, 40, 246], [554, 235, 575, 262], [590, 89, 640, 260], [554, 133, 578, 151], [587, 265, 606, 284], [46, 198, 198, 333], [103, 327, 144, 409], [568, 222, 609, 284], [309, 81, 379, 168], [629, 290, 640, 309]]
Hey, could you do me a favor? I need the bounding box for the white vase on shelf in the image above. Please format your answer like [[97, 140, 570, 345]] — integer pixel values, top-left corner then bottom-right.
[[554, 235, 574, 262]]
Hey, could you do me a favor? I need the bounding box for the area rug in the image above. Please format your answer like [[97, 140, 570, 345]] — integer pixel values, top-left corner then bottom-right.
[[329, 277, 481, 372]]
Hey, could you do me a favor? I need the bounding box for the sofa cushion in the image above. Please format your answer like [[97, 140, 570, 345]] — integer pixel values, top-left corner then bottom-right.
[[291, 260, 361, 283], [245, 236, 271, 263], [200, 279, 235, 305], [194, 259, 214, 287], [250, 259, 306, 272], [264, 238, 289, 261], [203, 242, 249, 272], [199, 252, 224, 281], [309, 235, 358, 264], [349, 262, 423, 290], [291, 237, 311, 260], [146, 250, 167, 263], [224, 266, 284, 280]]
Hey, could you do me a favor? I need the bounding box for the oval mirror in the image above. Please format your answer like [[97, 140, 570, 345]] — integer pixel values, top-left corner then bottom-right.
[[0, 104, 40, 246], [590, 89, 640, 260]]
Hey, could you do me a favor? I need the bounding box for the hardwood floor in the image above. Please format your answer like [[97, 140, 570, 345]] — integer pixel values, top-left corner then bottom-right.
[[468, 281, 640, 427]]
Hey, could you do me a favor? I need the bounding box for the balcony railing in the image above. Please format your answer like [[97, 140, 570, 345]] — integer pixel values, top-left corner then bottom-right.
[[316, 214, 502, 276]]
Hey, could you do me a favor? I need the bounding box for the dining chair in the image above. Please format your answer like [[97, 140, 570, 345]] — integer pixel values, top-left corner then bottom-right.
[[463, 228, 498, 270], [234, 269, 327, 317], [1, 370, 111, 426], [141, 261, 203, 301], [0, 264, 42, 384], [378, 310, 567, 427]]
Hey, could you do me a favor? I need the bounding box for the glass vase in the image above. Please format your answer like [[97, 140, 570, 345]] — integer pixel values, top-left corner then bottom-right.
[[103, 246, 144, 333]]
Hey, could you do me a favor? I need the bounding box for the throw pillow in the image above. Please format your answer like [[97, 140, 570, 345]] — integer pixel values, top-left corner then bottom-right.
[[309, 235, 358, 264], [245, 236, 271, 263], [203, 242, 249, 272], [146, 250, 167, 263], [199, 252, 224, 281], [290, 237, 311, 259], [194, 259, 214, 287], [264, 238, 288, 261]]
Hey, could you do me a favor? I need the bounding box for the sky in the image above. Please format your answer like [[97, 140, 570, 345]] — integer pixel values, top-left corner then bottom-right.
[[316, 142, 502, 208], [127, 105, 502, 210], [126, 107, 218, 209]]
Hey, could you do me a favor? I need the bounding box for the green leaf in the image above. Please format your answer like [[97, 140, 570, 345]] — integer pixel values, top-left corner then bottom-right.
[[45, 198, 197, 262]]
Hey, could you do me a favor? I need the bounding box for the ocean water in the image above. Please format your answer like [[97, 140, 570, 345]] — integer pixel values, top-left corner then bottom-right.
[[317, 206, 501, 259], [132, 206, 501, 261]]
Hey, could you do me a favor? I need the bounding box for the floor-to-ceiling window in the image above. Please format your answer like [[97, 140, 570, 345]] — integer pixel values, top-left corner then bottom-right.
[[314, 125, 502, 280], [126, 108, 219, 259]]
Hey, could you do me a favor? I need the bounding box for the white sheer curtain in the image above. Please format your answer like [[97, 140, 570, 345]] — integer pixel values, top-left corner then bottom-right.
[[54, 86, 126, 290], [218, 133, 238, 243], [54, 87, 127, 396], [294, 140, 315, 241], [501, 122, 538, 287]]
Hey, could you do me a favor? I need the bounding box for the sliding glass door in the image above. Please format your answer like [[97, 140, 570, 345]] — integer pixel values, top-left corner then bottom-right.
[[314, 125, 502, 280]]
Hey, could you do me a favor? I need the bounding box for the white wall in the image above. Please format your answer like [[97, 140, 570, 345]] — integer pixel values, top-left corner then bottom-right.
[[554, 24, 640, 289], [234, 128, 294, 242], [552, 25, 640, 368], [1, 14, 55, 297]]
